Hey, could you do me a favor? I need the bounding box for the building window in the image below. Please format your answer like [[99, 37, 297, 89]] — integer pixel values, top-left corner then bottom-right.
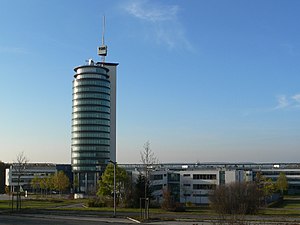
[[183, 183, 191, 187], [193, 194, 208, 197], [183, 174, 190, 177], [168, 173, 180, 182], [193, 184, 216, 190], [152, 184, 163, 191], [152, 174, 163, 180], [193, 174, 217, 180]]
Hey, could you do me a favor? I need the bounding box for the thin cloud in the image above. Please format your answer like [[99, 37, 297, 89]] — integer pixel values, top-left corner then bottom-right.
[[243, 93, 300, 117], [125, 1, 179, 22], [292, 94, 300, 104], [123, 0, 193, 51], [274, 95, 290, 109], [273, 93, 300, 110]]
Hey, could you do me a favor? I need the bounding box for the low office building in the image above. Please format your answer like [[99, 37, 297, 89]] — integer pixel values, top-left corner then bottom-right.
[[119, 164, 254, 205], [127, 167, 249, 205], [179, 169, 248, 204], [5, 163, 72, 193], [6, 163, 57, 192]]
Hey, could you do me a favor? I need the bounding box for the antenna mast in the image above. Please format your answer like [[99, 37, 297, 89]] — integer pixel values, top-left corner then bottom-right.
[[98, 15, 108, 64]]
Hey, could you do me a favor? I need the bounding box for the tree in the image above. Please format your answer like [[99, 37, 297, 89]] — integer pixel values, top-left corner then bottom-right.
[[161, 187, 176, 211], [30, 175, 40, 194], [14, 152, 28, 210], [15, 152, 28, 193], [39, 177, 48, 195], [132, 173, 152, 208], [0, 161, 6, 194], [46, 174, 55, 195], [53, 171, 70, 194], [276, 172, 288, 195], [255, 172, 276, 205], [140, 141, 158, 201], [97, 163, 128, 206]]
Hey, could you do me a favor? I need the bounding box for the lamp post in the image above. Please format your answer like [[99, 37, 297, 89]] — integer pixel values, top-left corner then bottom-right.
[[109, 160, 116, 217]]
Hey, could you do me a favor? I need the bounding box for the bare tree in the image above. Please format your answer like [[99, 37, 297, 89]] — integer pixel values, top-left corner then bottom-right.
[[140, 141, 158, 219], [140, 141, 157, 197], [14, 152, 28, 211]]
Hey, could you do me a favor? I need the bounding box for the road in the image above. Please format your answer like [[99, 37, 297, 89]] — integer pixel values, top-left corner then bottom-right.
[[0, 214, 135, 225], [1, 213, 300, 225]]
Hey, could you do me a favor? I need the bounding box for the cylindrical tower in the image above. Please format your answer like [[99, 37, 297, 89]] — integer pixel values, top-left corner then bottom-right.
[[72, 60, 111, 193]]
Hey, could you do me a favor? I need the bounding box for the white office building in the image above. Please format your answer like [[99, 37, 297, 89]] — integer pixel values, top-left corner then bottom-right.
[[6, 163, 57, 192]]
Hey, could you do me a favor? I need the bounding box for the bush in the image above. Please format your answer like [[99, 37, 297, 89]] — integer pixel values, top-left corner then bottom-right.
[[161, 188, 185, 211], [209, 182, 260, 215], [161, 188, 175, 211], [173, 202, 185, 212], [87, 197, 107, 207], [185, 201, 194, 207]]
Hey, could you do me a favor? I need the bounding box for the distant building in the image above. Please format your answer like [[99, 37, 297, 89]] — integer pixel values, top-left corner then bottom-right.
[[6, 163, 56, 192], [5, 163, 73, 193], [143, 169, 247, 205], [71, 60, 118, 194], [120, 162, 300, 204], [4, 161, 300, 199]]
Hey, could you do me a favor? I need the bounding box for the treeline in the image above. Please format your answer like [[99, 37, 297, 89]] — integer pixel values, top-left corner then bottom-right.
[[31, 171, 70, 195]]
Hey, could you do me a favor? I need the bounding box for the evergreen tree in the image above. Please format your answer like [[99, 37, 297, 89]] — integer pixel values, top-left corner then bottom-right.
[[132, 173, 152, 208]]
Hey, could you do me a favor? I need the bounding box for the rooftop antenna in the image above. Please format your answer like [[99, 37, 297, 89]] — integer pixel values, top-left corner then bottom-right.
[[98, 15, 108, 64]]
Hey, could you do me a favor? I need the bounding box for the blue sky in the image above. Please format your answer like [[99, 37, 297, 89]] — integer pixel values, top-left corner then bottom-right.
[[1, 0, 300, 163]]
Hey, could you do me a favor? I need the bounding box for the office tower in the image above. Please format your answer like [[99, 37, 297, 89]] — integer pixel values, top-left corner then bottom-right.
[[71, 57, 118, 193]]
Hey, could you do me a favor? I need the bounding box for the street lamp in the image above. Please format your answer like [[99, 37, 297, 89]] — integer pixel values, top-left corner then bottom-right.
[[109, 160, 116, 217]]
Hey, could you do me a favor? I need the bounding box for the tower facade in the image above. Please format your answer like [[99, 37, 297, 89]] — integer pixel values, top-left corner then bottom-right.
[[71, 60, 118, 193]]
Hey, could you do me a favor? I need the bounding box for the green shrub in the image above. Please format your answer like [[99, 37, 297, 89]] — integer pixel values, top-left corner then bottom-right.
[[87, 197, 106, 207], [185, 201, 194, 207]]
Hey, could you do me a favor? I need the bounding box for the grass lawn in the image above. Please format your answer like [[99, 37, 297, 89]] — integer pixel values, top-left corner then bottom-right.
[[259, 196, 300, 216], [1, 195, 300, 218], [0, 198, 87, 210]]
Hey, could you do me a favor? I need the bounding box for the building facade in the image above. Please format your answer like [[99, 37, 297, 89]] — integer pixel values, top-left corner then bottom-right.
[[71, 60, 118, 194], [179, 169, 247, 204], [119, 163, 300, 205]]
